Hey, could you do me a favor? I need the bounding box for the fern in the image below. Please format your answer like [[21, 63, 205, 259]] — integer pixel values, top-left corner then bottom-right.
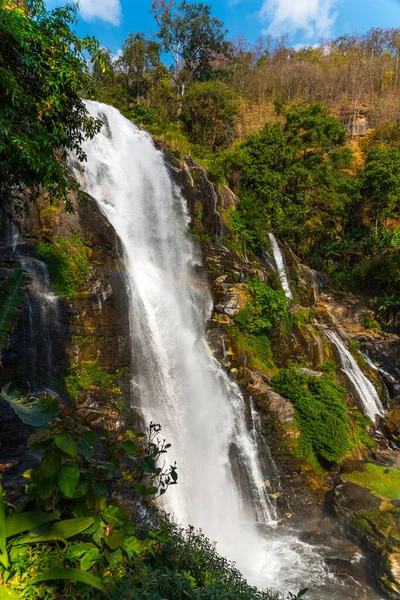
[[0, 268, 30, 354]]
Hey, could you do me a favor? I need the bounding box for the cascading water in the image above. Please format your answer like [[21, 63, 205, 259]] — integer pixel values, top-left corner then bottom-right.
[[71, 101, 381, 599], [267, 233, 293, 300], [0, 220, 61, 390], [326, 330, 385, 422]]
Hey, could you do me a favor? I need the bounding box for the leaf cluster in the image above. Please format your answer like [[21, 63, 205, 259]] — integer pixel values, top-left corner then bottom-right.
[[0, 0, 102, 210]]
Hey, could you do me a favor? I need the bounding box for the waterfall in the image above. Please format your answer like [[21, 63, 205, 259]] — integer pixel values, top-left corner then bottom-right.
[[326, 331, 385, 422], [21, 257, 60, 388], [268, 233, 293, 299], [71, 101, 376, 598]]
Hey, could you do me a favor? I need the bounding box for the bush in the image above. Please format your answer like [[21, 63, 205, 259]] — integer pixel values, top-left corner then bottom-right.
[[180, 81, 238, 151], [271, 367, 349, 465], [235, 277, 289, 335], [37, 234, 88, 296]]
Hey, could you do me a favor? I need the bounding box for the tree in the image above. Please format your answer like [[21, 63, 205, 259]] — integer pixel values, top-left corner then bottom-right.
[[361, 147, 400, 228], [180, 80, 238, 151], [0, 0, 102, 211], [151, 0, 226, 89], [117, 32, 164, 101]]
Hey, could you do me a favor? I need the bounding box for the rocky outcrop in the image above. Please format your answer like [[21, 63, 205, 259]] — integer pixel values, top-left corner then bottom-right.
[[1, 189, 132, 433], [333, 477, 400, 598]]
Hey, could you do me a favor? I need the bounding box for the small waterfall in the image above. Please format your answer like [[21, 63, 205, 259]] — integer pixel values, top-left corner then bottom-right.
[[21, 258, 60, 388], [268, 233, 293, 299], [71, 101, 380, 598], [326, 331, 385, 422], [1, 225, 61, 390]]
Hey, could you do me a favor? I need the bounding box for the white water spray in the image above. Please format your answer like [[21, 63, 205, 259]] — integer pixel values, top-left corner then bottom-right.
[[268, 233, 293, 299], [326, 331, 385, 422], [70, 102, 378, 598]]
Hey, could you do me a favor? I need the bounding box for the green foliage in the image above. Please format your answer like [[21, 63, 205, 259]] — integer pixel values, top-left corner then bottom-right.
[[235, 277, 289, 334], [0, 268, 30, 352], [0, 388, 296, 600], [0, 0, 102, 210], [37, 234, 88, 296], [230, 328, 275, 373], [159, 524, 281, 599], [271, 367, 350, 465], [361, 147, 400, 222], [180, 81, 238, 151], [343, 463, 400, 500], [214, 107, 351, 256], [349, 411, 376, 452], [116, 32, 164, 102], [362, 315, 381, 332], [1, 384, 60, 427], [31, 568, 108, 596], [0, 393, 178, 598], [152, 0, 226, 82], [65, 361, 124, 398]]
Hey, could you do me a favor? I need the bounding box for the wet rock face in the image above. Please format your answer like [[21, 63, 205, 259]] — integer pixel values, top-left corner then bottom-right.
[[1, 189, 132, 432], [333, 479, 400, 599], [383, 408, 400, 444]]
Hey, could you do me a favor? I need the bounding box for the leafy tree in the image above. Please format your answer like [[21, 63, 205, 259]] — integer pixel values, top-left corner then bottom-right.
[[180, 81, 237, 150], [117, 32, 165, 102], [284, 103, 347, 158], [151, 0, 226, 87], [0, 0, 102, 211], [361, 146, 400, 227], [214, 105, 353, 258]]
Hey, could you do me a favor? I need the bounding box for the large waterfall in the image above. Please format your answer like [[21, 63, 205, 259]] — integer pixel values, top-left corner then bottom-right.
[[71, 102, 377, 598]]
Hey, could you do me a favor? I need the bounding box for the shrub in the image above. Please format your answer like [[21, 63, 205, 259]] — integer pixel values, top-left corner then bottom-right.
[[271, 367, 349, 465], [180, 81, 238, 151], [37, 234, 88, 296], [235, 277, 289, 335]]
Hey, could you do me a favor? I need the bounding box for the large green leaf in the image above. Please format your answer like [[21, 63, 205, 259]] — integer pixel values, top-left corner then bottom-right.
[[17, 517, 94, 544], [0, 385, 61, 427], [54, 432, 77, 457], [5, 512, 58, 538], [31, 568, 109, 596], [0, 485, 9, 569], [58, 464, 80, 497], [0, 268, 30, 352], [0, 586, 19, 600]]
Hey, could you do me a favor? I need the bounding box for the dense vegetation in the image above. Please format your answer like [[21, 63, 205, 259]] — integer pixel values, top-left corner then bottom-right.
[[2, 0, 400, 596], [89, 8, 400, 324], [0, 387, 297, 599], [271, 367, 350, 467], [0, 0, 102, 211]]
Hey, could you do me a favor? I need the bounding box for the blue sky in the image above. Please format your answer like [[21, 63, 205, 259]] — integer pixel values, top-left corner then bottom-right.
[[49, 0, 400, 58]]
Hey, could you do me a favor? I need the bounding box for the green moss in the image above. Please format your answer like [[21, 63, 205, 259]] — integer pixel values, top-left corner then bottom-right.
[[271, 366, 350, 466], [319, 359, 337, 375], [292, 308, 314, 325], [348, 410, 376, 452], [230, 327, 275, 373], [65, 361, 124, 398], [72, 335, 107, 350], [37, 234, 88, 297], [343, 464, 400, 500]]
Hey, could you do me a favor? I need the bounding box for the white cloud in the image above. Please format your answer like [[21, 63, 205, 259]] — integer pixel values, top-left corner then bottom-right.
[[111, 48, 123, 62], [260, 0, 338, 39], [79, 0, 122, 26]]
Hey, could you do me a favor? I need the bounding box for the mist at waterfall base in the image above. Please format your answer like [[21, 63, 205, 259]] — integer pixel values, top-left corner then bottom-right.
[[71, 101, 381, 599]]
